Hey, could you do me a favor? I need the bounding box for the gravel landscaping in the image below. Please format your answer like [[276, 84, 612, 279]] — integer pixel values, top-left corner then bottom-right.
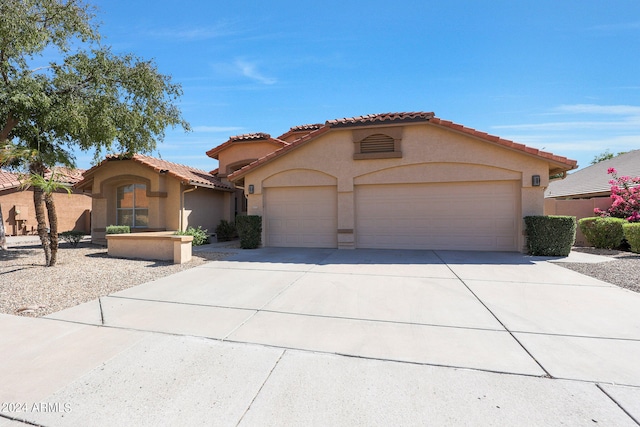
[[553, 247, 640, 293], [1, 241, 638, 318], [0, 241, 236, 318]]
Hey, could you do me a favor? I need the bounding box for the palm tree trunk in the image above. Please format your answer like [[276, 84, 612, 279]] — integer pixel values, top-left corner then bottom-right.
[[30, 162, 51, 266], [0, 204, 7, 250], [44, 193, 58, 266], [33, 186, 51, 266]]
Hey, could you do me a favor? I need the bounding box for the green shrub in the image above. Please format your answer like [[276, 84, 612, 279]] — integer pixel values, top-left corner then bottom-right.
[[175, 226, 209, 246], [59, 230, 84, 248], [215, 219, 237, 241], [106, 225, 130, 234], [578, 217, 627, 249], [623, 223, 640, 253], [524, 215, 576, 256], [236, 215, 262, 249]]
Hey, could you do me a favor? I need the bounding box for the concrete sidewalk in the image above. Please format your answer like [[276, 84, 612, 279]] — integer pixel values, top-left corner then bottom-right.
[[2, 248, 640, 426]]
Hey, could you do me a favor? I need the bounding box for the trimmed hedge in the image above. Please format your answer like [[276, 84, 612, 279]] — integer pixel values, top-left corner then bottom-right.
[[578, 217, 627, 249], [623, 223, 640, 253], [106, 225, 130, 234], [524, 215, 576, 256], [236, 215, 262, 249], [215, 219, 237, 242], [175, 226, 209, 246]]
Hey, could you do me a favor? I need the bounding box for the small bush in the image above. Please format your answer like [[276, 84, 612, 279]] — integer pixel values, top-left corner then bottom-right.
[[175, 226, 209, 246], [623, 223, 640, 253], [215, 219, 237, 241], [106, 225, 130, 234], [524, 215, 576, 256], [59, 230, 84, 248], [578, 217, 627, 249], [236, 215, 262, 249]]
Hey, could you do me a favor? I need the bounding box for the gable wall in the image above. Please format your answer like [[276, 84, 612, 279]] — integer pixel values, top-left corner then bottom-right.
[[217, 142, 285, 177], [241, 122, 553, 251]]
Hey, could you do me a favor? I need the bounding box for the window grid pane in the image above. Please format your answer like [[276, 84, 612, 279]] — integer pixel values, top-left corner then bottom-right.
[[116, 184, 148, 228]]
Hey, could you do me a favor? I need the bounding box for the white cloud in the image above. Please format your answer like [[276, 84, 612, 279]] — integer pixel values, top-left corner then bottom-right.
[[146, 21, 239, 41], [554, 104, 640, 116], [234, 59, 277, 85]]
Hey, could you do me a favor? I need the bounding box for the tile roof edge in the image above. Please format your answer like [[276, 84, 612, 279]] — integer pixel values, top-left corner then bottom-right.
[[206, 135, 288, 159], [428, 118, 578, 169], [75, 154, 233, 191], [228, 125, 332, 181]]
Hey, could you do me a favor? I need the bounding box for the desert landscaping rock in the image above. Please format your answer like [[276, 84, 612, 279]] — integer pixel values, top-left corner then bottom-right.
[[0, 242, 232, 317]]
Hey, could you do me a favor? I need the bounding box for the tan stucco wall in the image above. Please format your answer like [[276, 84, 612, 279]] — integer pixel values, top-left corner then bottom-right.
[[217, 142, 284, 177], [0, 188, 91, 236], [241, 123, 555, 251], [544, 197, 612, 246], [85, 160, 227, 244], [182, 187, 226, 233]]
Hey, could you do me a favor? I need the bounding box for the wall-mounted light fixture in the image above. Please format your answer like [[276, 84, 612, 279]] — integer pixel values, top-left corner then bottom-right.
[[532, 175, 541, 187], [248, 184, 255, 194]]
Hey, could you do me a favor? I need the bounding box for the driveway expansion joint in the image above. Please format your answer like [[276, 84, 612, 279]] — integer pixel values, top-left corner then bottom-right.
[[596, 384, 640, 426], [433, 251, 554, 378], [235, 349, 286, 427]]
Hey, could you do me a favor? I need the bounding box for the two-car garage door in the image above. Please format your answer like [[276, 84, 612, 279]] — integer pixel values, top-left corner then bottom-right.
[[264, 181, 519, 251], [355, 181, 519, 251]]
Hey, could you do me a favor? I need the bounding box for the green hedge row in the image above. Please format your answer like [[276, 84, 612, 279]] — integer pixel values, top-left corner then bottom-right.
[[524, 216, 576, 256], [106, 225, 130, 234], [236, 215, 262, 249], [623, 223, 640, 253], [577, 217, 627, 249]]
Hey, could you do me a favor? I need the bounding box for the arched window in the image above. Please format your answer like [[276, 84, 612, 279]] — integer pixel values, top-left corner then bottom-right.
[[117, 184, 149, 228]]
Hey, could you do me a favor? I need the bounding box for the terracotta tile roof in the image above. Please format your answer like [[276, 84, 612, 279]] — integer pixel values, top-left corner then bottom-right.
[[427, 118, 578, 172], [546, 149, 640, 198], [45, 167, 86, 185], [206, 133, 288, 160], [77, 154, 233, 191], [0, 170, 21, 190], [228, 125, 332, 181], [327, 112, 435, 127], [277, 123, 324, 141], [228, 112, 578, 182], [1, 167, 85, 190]]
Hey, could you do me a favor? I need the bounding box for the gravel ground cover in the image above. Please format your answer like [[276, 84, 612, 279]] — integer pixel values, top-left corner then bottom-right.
[[1, 243, 638, 318], [0, 242, 234, 317], [553, 247, 640, 293]]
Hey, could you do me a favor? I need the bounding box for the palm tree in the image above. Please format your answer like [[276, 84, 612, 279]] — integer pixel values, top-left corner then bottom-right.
[[19, 171, 72, 266], [0, 144, 71, 266]]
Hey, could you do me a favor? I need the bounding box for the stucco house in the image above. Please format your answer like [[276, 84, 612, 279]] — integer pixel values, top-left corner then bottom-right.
[[545, 149, 640, 245], [0, 168, 91, 236], [221, 112, 577, 252], [75, 154, 234, 244]]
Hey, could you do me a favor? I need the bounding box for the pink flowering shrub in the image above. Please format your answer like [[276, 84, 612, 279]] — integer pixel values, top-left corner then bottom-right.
[[594, 168, 640, 222]]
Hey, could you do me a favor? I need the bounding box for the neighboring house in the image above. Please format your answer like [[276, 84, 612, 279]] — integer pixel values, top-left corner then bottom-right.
[[221, 112, 577, 252], [0, 168, 91, 236], [545, 149, 640, 245], [75, 154, 234, 244]]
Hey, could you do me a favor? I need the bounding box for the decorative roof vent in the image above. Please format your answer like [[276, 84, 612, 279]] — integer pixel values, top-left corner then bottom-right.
[[360, 134, 395, 153]]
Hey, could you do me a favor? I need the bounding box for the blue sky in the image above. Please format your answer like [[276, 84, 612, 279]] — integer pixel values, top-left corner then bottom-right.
[[73, 0, 640, 172]]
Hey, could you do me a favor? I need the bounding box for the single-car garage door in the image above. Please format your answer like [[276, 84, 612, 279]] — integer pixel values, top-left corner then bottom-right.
[[355, 181, 519, 251], [265, 186, 337, 248]]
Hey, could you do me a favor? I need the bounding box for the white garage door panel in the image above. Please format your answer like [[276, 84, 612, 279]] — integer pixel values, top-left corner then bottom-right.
[[356, 181, 519, 251], [266, 186, 337, 248]]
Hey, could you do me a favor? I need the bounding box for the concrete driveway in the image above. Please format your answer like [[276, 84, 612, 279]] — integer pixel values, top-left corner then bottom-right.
[[2, 248, 640, 426]]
